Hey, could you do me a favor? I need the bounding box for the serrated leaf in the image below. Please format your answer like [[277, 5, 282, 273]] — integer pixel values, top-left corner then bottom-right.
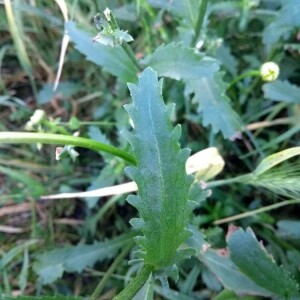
[[263, 0, 300, 46], [187, 228, 273, 297], [65, 21, 138, 82], [124, 68, 194, 269], [148, 43, 219, 80], [262, 80, 300, 103], [186, 72, 243, 139], [215, 44, 237, 76], [33, 234, 132, 284], [228, 227, 299, 298]]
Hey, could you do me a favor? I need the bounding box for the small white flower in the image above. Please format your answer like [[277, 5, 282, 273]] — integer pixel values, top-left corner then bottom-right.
[[260, 62, 280, 82], [104, 7, 111, 21], [31, 109, 45, 125], [25, 109, 45, 130]]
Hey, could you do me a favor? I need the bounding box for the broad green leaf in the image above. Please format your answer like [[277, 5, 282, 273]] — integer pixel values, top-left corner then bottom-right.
[[215, 44, 237, 76], [38, 82, 81, 105], [199, 249, 272, 297], [124, 67, 194, 269], [33, 234, 132, 284], [0, 240, 38, 269], [253, 147, 300, 176], [147, 0, 200, 26], [148, 43, 218, 80], [263, 0, 300, 46], [228, 227, 299, 298], [187, 228, 274, 297], [186, 72, 243, 139], [65, 21, 138, 82], [277, 220, 300, 245], [262, 80, 300, 103]]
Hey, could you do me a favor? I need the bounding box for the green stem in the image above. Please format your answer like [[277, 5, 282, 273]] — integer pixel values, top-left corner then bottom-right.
[[190, 0, 208, 47], [227, 69, 260, 90], [214, 199, 300, 225], [206, 174, 252, 189], [110, 12, 142, 71], [113, 264, 153, 300], [0, 132, 136, 165], [91, 241, 134, 300], [122, 42, 143, 71], [42, 119, 69, 135]]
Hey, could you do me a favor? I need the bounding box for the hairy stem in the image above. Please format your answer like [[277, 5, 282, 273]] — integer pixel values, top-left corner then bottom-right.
[[113, 264, 153, 300], [191, 0, 208, 47], [0, 132, 136, 165]]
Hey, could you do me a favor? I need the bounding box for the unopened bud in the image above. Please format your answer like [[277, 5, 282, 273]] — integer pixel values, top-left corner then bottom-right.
[[260, 62, 280, 82]]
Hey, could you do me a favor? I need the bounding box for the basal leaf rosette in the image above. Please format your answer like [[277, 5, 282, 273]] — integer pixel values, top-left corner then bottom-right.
[[123, 68, 195, 270]]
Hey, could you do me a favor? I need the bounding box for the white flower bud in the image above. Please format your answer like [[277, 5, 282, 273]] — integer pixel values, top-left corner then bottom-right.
[[260, 62, 280, 82], [30, 109, 45, 125], [104, 7, 111, 21]]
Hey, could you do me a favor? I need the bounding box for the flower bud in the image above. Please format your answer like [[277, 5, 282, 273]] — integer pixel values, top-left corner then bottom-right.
[[260, 62, 280, 82]]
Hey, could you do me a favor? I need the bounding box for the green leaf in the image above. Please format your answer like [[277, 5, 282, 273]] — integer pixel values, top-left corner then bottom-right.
[[186, 72, 243, 139], [65, 21, 138, 82], [253, 147, 300, 176], [19, 248, 29, 293], [277, 220, 300, 246], [228, 227, 299, 298], [132, 274, 153, 300], [0, 166, 45, 197], [263, 0, 300, 46], [262, 80, 300, 103], [0, 240, 38, 269], [147, 0, 200, 26], [38, 82, 81, 105], [0, 297, 83, 300], [124, 67, 194, 269], [33, 234, 132, 284], [148, 43, 219, 80], [154, 286, 198, 300], [187, 228, 273, 297]]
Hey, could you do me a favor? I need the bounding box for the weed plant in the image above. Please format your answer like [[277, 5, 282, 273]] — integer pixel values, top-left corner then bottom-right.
[[1, 1, 300, 299]]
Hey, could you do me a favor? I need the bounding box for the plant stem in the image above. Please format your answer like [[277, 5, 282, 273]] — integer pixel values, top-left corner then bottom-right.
[[110, 12, 142, 71], [113, 264, 153, 300], [91, 241, 134, 300], [214, 199, 300, 225], [122, 42, 143, 71], [227, 69, 260, 90], [0, 132, 136, 165], [190, 0, 208, 47], [206, 174, 252, 189]]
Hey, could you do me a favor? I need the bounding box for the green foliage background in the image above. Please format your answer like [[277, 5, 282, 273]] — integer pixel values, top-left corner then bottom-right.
[[1, 0, 300, 299]]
